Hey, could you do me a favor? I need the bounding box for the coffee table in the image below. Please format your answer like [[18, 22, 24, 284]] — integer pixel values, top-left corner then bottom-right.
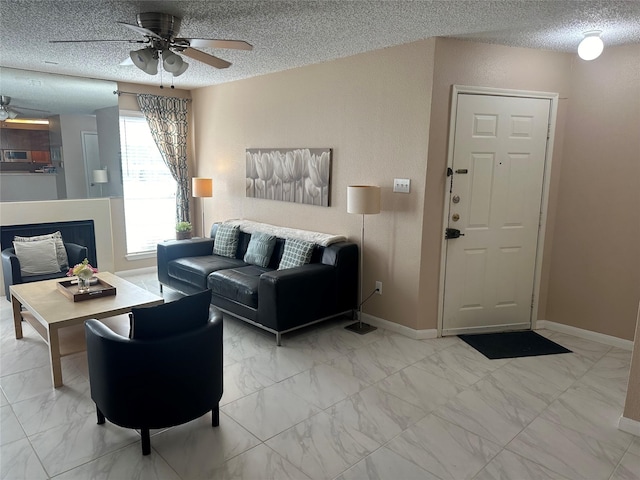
[[10, 272, 164, 388]]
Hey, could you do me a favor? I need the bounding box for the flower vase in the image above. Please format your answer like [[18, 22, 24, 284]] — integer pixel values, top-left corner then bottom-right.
[[77, 274, 93, 293]]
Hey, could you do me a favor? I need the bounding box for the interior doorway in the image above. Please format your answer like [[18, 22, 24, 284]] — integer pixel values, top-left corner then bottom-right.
[[440, 86, 558, 336]]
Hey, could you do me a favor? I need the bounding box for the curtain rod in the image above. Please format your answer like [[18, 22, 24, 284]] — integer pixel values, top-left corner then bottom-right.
[[113, 90, 192, 101]]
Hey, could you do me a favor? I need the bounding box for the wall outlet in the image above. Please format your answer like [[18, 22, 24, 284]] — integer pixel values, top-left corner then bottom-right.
[[375, 281, 382, 295], [393, 178, 411, 193]]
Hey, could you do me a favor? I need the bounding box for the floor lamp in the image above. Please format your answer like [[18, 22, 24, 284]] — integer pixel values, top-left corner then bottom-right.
[[192, 177, 213, 237], [92, 169, 108, 197], [345, 185, 381, 334]]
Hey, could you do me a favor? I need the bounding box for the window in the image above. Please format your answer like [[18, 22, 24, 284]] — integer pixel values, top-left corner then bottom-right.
[[120, 113, 176, 254]]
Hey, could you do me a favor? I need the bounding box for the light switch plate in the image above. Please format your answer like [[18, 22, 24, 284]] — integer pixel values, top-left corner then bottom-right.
[[393, 178, 410, 193]]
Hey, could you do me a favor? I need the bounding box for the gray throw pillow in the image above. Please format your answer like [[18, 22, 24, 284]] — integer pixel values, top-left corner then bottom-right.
[[14, 231, 69, 271], [278, 238, 315, 270], [129, 289, 211, 340], [244, 231, 277, 267], [213, 224, 240, 258], [13, 238, 61, 276]]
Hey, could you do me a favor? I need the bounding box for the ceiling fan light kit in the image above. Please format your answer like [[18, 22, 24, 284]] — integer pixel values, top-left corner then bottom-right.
[[51, 12, 252, 79]]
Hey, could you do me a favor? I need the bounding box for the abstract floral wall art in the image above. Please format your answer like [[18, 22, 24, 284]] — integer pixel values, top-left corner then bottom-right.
[[246, 148, 332, 207]]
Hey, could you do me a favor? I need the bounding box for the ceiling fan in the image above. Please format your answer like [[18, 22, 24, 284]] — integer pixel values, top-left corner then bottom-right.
[[50, 12, 253, 77], [0, 96, 49, 121]]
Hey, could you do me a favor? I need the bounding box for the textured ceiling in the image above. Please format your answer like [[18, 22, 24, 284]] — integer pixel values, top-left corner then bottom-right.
[[1, 0, 639, 114]]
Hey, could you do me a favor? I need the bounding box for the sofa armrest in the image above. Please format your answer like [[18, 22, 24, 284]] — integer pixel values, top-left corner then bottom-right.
[[2, 248, 22, 300], [258, 263, 336, 331], [157, 238, 214, 285], [64, 242, 89, 267]]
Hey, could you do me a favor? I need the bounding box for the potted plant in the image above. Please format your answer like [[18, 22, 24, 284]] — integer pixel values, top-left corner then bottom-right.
[[176, 221, 193, 240]]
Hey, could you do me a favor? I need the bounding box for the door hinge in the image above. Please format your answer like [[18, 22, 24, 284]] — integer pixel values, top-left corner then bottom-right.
[[531, 293, 535, 309], [547, 124, 551, 139]]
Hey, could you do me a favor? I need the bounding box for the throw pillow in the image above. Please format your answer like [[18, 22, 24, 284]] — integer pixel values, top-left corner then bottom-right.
[[13, 238, 61, 276], [14, 231, 69, 271], [278, 238, 315, 270], [213, 223, 240, 258], [129, 289, 212, 340], [244, 231, 277, 267]]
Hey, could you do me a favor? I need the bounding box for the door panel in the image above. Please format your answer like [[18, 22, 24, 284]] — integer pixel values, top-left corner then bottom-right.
[[442, 94, 551, 335]]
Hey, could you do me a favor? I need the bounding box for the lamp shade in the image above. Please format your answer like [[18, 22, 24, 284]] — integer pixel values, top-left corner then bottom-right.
[[347, 185, 381, 215], [192, 177, 213, 197], [92, 169, 108, 184], [130, 47, 158, 75]]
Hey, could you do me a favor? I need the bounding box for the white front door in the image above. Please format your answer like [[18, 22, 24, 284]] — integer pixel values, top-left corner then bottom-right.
[[442, 93, 552, 335]]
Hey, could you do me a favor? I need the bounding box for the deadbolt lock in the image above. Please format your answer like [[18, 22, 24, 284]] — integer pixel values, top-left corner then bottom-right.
[[452, 195, 460, 204], [452, 213, 460, 222]]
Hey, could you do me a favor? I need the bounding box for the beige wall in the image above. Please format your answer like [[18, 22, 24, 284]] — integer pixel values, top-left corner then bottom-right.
[[192, 39, 436, 328], [546, 44, 640, 340], [191, 37, 639, 339]]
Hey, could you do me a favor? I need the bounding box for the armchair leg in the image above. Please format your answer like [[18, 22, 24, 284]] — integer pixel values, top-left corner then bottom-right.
[[96, 407, 105, 425], [212, 404, 220, 427], [276, 332, 281, 347], [141, 428, 151, 455]]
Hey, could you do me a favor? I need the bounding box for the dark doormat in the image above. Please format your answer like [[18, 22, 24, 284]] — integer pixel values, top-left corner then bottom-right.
[[458, 330, 572, 360]]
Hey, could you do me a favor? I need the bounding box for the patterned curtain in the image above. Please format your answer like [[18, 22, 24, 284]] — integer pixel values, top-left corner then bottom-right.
[[137, 94, 190, 223]]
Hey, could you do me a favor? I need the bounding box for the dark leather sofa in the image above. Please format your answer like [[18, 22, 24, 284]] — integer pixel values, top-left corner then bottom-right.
[[157, 223, 358, 345], [2, 242, 88, 300]]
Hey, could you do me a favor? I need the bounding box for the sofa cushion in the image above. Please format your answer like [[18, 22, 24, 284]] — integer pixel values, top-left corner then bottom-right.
[[14, 231, 69, 271], [213, 223, 240, 258], [244, 231, 277, 267], [168, 256, 247, 289], [208, 265, 270, 309], [278, 239, 315, 270], [13, 238, 61, 276], [130, 289, 211, 340]]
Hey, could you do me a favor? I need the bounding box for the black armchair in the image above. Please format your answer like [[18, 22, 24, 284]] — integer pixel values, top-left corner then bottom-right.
[[84, 302, 223, 455], [2, 242, 88, 300]]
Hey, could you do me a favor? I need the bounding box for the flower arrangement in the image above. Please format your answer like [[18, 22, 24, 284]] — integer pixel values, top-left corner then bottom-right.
[[67, 258, 98, 280]]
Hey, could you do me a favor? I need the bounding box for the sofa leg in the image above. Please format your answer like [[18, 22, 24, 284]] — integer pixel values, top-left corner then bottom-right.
[[96, 407, 105, 425], [141, 428, 151, 455], [159, 284, 163, 293], [276, 332, 281, 346], [212, 404, 220, 427]]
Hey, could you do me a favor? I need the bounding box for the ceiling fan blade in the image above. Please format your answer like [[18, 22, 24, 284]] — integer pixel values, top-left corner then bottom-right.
[[182, 47, 231, 69], [14, 106, 50, 113], [179, 38, 253, 50], [118, 21, 162, 40], [120, 57, 134, 66]]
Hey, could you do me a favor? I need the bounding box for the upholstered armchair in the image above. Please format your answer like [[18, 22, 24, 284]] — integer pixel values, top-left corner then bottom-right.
[[84, 290, 223, 455], [2, 242, 88, 300]]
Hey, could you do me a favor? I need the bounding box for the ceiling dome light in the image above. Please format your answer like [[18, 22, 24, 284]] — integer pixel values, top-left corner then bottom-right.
[[130, 47, 158, 75], [578, 30, 604, 61], [0, 109, 8, 121]]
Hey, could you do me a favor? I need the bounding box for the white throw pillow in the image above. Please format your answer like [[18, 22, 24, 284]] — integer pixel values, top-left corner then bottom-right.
[[13, 231, 69, 270], [13, 238, 61, 276]]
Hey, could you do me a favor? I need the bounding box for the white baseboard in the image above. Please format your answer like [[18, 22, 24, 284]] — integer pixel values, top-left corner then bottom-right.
[[535, 320, 634, 351], [618, 415, 640, 436], [361, 313, 437, 340]]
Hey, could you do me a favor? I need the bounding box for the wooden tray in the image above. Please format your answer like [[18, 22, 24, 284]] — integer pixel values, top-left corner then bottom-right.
[[57, 277, 117, 302]]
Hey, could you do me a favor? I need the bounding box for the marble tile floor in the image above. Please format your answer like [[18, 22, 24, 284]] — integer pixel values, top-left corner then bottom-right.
[[0, 270, 637, 480]]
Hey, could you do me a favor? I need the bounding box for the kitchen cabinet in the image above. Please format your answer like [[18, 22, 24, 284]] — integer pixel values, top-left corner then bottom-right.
[[31, 151, 51, 163]]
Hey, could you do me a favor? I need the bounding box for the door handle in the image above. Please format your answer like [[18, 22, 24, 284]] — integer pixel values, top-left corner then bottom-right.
[[445, 228, 465, 239]]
